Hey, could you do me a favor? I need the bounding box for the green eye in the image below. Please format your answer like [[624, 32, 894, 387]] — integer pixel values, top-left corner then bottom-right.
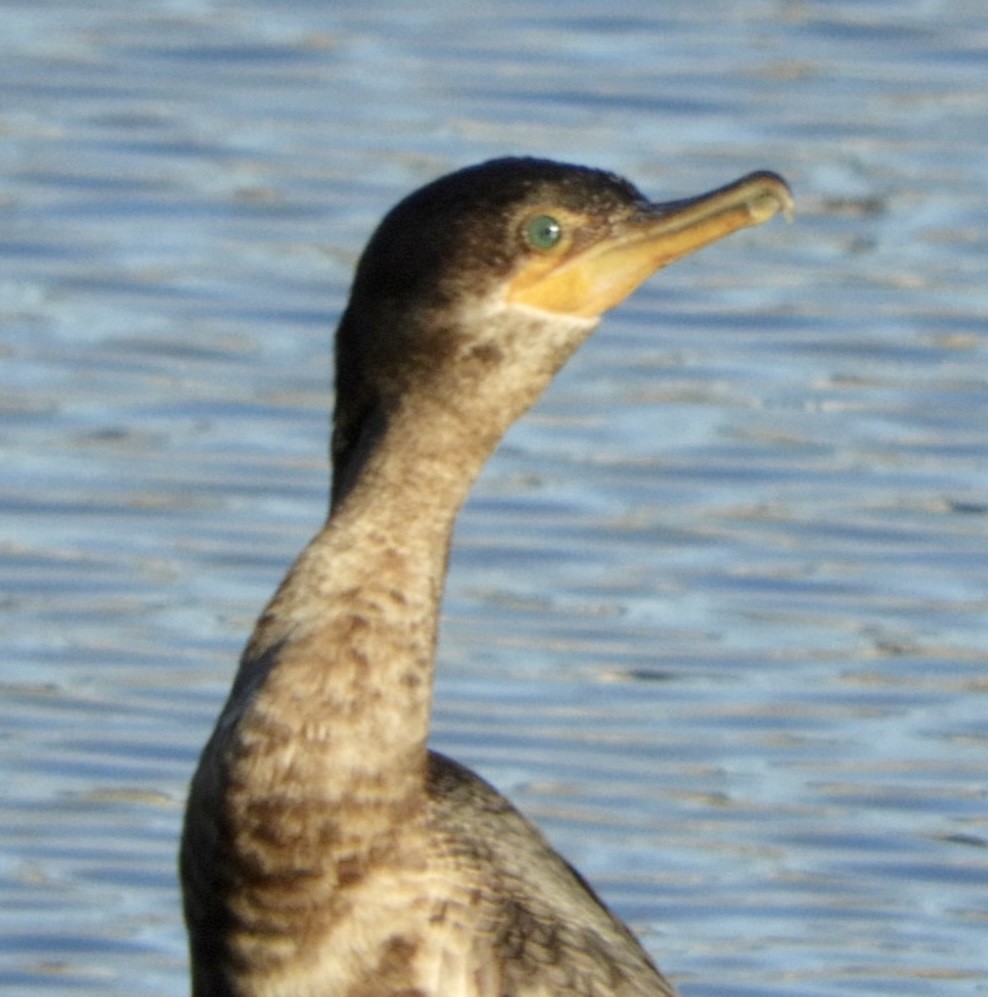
[[524, 214, 563, 250]]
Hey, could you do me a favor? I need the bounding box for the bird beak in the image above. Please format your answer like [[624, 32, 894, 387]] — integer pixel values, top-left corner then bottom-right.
[[508, 171, 793, 319]]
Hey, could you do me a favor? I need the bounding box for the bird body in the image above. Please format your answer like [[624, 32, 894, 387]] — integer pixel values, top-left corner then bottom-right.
[[181, 158, 792, 996]]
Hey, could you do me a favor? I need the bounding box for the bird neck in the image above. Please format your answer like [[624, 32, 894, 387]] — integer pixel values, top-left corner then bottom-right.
[[224, 397, 495, 836]]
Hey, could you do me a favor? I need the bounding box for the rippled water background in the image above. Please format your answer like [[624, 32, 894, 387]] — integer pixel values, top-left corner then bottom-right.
[[2, 2, 987, 993]]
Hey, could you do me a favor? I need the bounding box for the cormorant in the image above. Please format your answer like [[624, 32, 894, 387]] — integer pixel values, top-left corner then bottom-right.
[[181, 157, 792, 996]]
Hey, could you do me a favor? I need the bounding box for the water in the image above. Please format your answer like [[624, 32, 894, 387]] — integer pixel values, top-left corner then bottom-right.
[[1, 2, 986, 993]]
